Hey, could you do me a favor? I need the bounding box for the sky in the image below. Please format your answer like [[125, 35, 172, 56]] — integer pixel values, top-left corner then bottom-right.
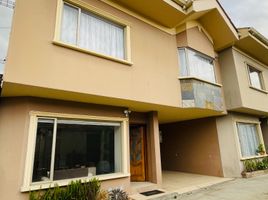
[[219, 0, 268, 38], [0, 4, 13, 74], [0, 1, 268, 74]]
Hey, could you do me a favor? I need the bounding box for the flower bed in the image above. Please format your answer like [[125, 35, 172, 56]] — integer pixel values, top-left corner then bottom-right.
[[241, 156, 268, 178], [242, 168, 268, 178]]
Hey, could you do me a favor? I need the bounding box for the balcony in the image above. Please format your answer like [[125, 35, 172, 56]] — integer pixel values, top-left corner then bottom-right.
[[180, 77, 224, 111]]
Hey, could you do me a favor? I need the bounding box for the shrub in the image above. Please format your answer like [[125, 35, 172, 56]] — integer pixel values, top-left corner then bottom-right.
[[87, 177, 101, 200], [256, 160, 267, 170], [29, 178, 102, 200], [256, 144, 266, 154], [244, 159, 257, 172], [243, 157, 268, 173]]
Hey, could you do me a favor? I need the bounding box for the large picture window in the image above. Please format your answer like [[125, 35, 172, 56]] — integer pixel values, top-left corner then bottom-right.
[[56, 1, 129, 61], [32, 117, 122, 183], [236, 122, 263, 158], [178, 48, 216, 83]]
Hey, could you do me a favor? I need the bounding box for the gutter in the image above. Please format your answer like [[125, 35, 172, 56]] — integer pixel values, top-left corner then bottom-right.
[[248, 28, 268, 48]]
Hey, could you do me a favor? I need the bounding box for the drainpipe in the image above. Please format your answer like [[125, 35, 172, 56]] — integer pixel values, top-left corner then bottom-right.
[[0, 74, 3, 96]]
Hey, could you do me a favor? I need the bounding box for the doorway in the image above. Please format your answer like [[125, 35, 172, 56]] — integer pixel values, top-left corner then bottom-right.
[[130, 125, 147, 182]]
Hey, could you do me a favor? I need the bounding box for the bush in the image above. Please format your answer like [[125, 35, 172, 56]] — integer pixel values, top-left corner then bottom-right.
[[87, 177, 101, 200], [243, 157, 268, 172], [244, 159, 257, 172], [29, 178, 101, 200]]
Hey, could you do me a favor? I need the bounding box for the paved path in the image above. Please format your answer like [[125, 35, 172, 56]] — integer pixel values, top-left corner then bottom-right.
[[178, 175, 268, 200]]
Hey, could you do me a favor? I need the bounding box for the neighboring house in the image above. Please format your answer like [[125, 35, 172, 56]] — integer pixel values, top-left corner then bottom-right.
[[217, 27, 268, 177], [0, 0, 267, 199]]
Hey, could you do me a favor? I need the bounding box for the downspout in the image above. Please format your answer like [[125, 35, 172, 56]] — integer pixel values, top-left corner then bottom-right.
[[0, 74, 3, 96]]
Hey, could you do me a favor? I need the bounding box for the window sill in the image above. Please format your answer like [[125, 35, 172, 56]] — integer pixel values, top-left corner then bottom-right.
[[240, 154, 268, 161], [249, 86, 268, 94], [52, 40, 133, 66], [178, 76, 222, 87], [21, 172, 130, 192]]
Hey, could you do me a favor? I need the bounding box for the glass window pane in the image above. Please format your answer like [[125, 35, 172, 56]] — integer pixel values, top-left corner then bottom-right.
[[60, 3, 79, 45], [187, 49, 216, 83], [178, 49, 188, 76], [237, 123, 260, 157], [249, 66, 263, 90], [78, 10, 125, 59], [53, 120, 120, 181], [32, 119, 54, 182]]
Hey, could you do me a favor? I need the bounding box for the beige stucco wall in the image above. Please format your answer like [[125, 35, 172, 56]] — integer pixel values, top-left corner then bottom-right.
[[260, 119, 268, 151], [219, 48, 268, 115], [218, 48, 242, 110], [176, 26, 215, 58], [232, 49, 268, 113], [216, 112, 262, 177], [4, 0, 181, 108], [1, 97, 161, 199], [160, 117, 223, 177]]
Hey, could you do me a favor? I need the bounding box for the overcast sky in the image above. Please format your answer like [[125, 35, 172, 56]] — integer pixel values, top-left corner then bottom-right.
[[0, 4, 13, 74], [219, 0, 268, 37]]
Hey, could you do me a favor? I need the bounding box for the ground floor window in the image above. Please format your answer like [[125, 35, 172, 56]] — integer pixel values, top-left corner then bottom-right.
[[236, 122, 263, 158], [31, 117, 123, 184]]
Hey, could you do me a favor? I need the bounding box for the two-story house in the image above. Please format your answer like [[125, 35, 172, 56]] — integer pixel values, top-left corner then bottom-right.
[[1, 0, 265, 199], [217, 27, 268, 177]]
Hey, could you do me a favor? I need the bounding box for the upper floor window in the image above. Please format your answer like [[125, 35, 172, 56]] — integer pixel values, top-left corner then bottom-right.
[[247, 65, 264, 90], [178, 48, 216, 83], [55, 1, 131, 63]]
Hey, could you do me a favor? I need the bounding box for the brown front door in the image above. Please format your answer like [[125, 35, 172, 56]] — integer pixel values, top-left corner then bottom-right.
[[130, 126, 146, 182]]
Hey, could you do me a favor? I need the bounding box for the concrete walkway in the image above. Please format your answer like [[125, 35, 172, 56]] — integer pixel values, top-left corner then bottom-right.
[[179, 174, 268, 200], [162, 171, 232, 194], [130, 171, 232, 200]]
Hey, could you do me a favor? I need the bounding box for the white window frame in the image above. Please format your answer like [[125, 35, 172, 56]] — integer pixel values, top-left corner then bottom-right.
[[53, 0, 132, 65], [178, 47, 217, 84], [21, 111, 129, 192], [246, 63, 266, 92], [234, 119, 266, 160]]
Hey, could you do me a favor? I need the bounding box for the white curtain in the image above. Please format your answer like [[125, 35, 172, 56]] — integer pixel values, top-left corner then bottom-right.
[[61, 4, 78, 45], [249, 70, 262, 89], [78, 11, 124, 59], [237, 123, 260, 157], [187, 50, 216, 83], [178, 49, 188, 76]]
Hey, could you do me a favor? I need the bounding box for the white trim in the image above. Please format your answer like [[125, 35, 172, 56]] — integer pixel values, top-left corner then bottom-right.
[[245, 62, 266, 92], [21, 173, 130, 192], [29, 111, 127, 122], [21, 111, 129, 192], [178, 47, 218, 84], [233, 118, 266, 160], [49, 118, 58, 181], [54, 0, 132, 64], [178, 76, 222, 87]]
